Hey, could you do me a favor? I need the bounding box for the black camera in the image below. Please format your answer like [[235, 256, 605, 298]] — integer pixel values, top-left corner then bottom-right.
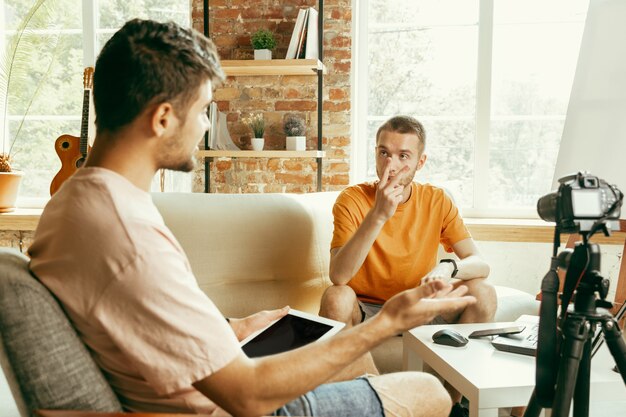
[[537, 172, 623, 233]]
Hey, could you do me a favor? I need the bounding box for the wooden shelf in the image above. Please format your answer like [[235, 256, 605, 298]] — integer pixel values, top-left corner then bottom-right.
[[0, 208, 42, 231], [5, 208, 625, 245], [198, 150, 325, 158], [221, 59, 326, 76]]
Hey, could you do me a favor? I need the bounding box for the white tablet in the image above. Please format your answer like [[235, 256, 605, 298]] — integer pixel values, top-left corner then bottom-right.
[[240, 309, 345, 358]]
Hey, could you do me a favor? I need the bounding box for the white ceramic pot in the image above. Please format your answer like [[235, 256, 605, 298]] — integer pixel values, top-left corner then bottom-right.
[[254, 49, 272, 60], [251, 138, 265, 151], [0, 171, 23, 213], [286, 136, 306, 151]]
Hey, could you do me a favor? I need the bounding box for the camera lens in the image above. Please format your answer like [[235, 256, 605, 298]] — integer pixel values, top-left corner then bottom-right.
[[537, 192, 558, 222]]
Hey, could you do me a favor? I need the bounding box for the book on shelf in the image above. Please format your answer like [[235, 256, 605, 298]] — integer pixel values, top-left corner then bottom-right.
[[295, 8, 309, 59], [304, 7, 319, 60], [286, 8, 307, 59], [286, 7, 318, 60], [207, 102, 239, 151]]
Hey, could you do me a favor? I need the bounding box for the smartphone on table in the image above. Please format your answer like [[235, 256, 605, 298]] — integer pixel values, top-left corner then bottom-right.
[[468, 325, 526, 339]]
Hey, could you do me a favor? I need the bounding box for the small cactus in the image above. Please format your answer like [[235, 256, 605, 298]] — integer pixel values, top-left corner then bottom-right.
[[283, 115, 306, 137]]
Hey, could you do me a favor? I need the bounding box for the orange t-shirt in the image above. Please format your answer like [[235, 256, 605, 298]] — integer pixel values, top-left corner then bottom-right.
[[331, 182, 471, 304]]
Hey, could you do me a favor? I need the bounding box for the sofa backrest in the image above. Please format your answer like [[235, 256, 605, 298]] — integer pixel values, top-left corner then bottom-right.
[[152, 191, 340, 317], [0, 248, 122, 416]]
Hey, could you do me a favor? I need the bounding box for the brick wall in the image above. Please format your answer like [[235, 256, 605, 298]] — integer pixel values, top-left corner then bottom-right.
[[190, 0, 351, 193]]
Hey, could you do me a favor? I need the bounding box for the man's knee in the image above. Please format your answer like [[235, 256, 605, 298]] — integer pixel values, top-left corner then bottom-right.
[[466, 279, 498, 319], [369, 372, 452, 417], [319, 285, 358, 322], [321, 284, 357, 306]]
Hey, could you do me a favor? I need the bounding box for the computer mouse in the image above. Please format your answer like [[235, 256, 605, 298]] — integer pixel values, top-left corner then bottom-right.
[[432, 329, 469, 347]]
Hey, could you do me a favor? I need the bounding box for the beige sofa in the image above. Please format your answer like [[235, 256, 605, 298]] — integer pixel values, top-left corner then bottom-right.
[[152, 191, 539, 373]]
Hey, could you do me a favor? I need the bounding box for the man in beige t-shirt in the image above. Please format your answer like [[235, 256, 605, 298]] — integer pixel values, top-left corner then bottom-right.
[[29, 19, 476, 417]]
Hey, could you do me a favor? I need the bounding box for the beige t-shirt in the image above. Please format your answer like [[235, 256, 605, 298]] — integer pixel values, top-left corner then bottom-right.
[[29, 168, 240, 415]]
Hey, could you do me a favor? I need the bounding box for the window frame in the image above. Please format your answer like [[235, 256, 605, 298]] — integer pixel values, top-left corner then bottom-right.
[[352, 0, 584, 219], [12, 0, 191, 208]]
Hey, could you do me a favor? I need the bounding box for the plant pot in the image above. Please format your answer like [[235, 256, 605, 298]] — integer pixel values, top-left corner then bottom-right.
[[254, 49, 272, 60], [251, 138, 265, 151], [0, 171, 24, 213], [286, 136, 306, 151]]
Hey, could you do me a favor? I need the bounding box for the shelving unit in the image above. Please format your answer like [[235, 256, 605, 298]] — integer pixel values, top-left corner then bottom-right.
[[197, 150, 325, 158], [202, 1, 325, 192], [221, 59, 326, 76]]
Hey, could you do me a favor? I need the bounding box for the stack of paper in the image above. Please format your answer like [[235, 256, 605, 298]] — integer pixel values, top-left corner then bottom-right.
[[286, 7, 319, 60]]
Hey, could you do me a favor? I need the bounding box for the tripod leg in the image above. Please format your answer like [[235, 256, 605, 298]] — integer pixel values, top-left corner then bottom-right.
[[552, 318, 589, 417], [603, 319, 626, 383], [572, 338, 592, 417], [522, 389, 543, 417]]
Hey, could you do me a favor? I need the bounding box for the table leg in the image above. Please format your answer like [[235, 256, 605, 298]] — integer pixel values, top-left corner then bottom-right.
[[471, 402, 497, 417], [402, 338, 423, 371]]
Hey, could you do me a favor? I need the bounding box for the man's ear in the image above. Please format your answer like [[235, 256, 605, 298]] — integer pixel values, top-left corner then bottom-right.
[[151, 102, 175, 137], [417, 153, 427, 171]]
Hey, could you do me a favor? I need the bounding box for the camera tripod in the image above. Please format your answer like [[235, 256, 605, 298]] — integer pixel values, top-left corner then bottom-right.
[[523, 237, 626, 417]]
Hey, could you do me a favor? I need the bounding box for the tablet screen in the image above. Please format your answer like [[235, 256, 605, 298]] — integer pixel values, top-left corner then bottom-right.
[[242, 314, 334, 358]]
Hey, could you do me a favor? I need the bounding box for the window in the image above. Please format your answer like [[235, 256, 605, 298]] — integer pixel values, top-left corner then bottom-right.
[[354, 0, 589, 217], [2, 0, 191, 206]]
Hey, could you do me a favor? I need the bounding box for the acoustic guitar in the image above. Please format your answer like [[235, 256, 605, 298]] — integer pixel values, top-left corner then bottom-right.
[[50, 67, 94, 196]]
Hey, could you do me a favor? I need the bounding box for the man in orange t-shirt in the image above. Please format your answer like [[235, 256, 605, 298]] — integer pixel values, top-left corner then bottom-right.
[[319, 116, 496, 413]]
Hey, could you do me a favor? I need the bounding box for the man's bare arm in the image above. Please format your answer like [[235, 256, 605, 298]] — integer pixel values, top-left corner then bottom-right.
[[329, 210, 386, 284], [451, 238, 490, 280], [193, 282, 475, 417], [422, 238, 490, 284]]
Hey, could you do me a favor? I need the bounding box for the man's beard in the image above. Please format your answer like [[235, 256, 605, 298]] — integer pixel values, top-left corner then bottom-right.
[[398, 165, 418, 187], [377, 164, 418, 188], [158, 131, 197, 173], [165, 157, 195, 173]]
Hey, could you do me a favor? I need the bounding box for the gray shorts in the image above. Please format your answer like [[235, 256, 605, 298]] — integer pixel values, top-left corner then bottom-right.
[[358, 300, 448, 325], [272, 376, 383, 416]]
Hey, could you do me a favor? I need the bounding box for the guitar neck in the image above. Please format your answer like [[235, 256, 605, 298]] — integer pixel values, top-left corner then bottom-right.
[[79, 88, 91, 157]]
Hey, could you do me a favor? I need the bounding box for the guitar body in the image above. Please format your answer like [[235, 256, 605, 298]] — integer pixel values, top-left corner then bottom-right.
[[49, 134, 87, 195], [50, 67, 94, 196]]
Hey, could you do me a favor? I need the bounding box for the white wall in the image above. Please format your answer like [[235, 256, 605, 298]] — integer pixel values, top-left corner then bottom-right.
[[554, 0, 626, 205], [478, 240, 623, 302]]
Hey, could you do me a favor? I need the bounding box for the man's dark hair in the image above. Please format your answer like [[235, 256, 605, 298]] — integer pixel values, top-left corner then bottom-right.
[[93, 18, 224, 134], [376, 115, 426, 155]]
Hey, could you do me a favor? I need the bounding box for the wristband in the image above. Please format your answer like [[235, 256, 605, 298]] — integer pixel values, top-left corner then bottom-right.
[[439, 259, 458, 278]]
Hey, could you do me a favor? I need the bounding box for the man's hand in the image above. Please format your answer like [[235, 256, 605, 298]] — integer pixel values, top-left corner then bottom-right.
[[420, 262, 455, 285], [230, 306, 290, 341], [378, 281, 476, 334], [372, 157, 409, 222]]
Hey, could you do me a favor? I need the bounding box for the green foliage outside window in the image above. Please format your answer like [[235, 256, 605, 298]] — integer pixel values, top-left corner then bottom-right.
[[2, 0, 190, 198]]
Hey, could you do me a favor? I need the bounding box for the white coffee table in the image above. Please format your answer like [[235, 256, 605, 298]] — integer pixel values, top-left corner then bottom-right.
[[402, 320, 625, 417]]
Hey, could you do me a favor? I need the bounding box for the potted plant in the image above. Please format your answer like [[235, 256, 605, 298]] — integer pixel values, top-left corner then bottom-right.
[[251, 29, 277, 60], [283, 114, 306, 151], [242, 113, 265, 151], [0, 0, 61, 212]]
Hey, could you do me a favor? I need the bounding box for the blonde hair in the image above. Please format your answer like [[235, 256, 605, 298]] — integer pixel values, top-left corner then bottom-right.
[[376, 115, 426, 154]]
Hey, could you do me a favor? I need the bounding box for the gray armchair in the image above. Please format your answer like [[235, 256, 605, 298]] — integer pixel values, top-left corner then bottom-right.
[[0, 248, 122, 416]]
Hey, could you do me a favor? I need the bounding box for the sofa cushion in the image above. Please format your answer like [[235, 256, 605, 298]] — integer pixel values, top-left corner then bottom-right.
[[0, 248, 122, 415], [153, 191, 339, 317], [493, 285, 540, 322]]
